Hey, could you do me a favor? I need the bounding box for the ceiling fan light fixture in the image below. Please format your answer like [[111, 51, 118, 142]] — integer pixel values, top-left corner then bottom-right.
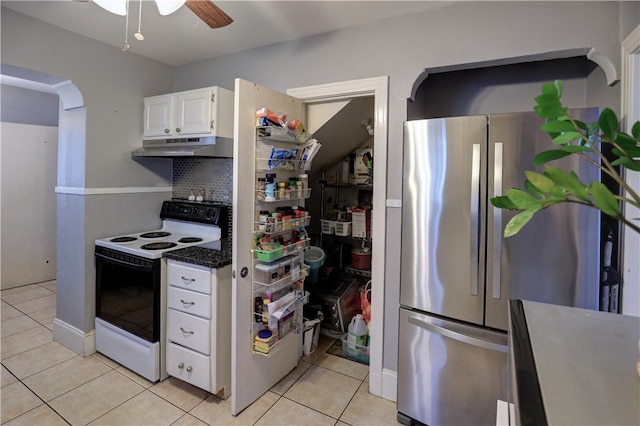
[[93, 0, 126, 16], [155, 0, 186, 16]]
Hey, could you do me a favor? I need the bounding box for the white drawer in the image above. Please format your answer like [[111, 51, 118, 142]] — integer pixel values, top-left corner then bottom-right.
[[168, 286, 211, 319], [166, 342, 211, 391], [167, 260, 212, 294], [167, 309, 211, 354]]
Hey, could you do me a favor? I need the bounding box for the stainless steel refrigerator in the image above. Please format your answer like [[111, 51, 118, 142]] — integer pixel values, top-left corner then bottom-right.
[[397, 110, 601, 426]]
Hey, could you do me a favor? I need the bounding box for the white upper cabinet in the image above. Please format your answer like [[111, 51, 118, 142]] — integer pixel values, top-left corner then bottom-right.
[[143, 87, 234, 140]]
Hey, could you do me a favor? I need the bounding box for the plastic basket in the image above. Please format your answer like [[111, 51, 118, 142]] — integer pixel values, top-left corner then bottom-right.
[[321, 219, 336, 235], [255, 246, 284, 262], [341, 335, 370, 364], [334, 221, 352, 236]]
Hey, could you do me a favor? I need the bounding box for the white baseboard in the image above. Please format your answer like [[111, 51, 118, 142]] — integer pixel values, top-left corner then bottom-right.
[[368, 368, 397, 403], [53, 318, 96, 356], [381, 368, 398, 402]]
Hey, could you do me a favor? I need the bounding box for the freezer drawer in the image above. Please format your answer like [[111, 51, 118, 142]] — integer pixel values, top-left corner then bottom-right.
[[397, 308, 508, 426]]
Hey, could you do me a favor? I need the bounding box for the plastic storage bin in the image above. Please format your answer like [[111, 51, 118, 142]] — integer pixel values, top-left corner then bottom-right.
[[254, 262, 280, 284], [321, 219, 336, 235], [341, 334, 370, 364], [334, 221, 352, 236], [303, 246, 326, 284]]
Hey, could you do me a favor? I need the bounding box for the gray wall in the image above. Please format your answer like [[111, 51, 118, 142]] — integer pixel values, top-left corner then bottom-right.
[[172, 1, 633, 374], [1, 84, 59, 125], [1, 7, 175, 339], [1, 1, 637, 368]]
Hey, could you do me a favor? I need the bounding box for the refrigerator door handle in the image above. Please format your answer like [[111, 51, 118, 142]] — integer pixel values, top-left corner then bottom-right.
[[492, 142, 503, 300], [408, 315, 508, 353], [470, 143, 481, 296]]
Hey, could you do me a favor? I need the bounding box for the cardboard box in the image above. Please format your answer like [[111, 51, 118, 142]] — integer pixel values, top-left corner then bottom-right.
[[351, 148, 373, 185]]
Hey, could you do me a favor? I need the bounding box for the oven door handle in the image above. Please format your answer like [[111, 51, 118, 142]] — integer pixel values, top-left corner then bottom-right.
[[95, 252, 154, 272]]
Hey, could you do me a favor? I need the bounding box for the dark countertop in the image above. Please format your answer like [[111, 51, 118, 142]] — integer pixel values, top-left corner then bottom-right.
[[509, 300, 640, 426], [163, 238, 232, 269]]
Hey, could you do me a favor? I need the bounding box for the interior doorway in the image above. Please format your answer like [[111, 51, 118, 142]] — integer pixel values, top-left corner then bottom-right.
[[288, 76, 390, 400]]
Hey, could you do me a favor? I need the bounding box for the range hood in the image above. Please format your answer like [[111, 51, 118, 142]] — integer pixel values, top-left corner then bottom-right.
[[131, 137, 233, 158]]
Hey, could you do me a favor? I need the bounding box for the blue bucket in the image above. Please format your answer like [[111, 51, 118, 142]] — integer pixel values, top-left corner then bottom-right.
[[304, 246, 326, 284]]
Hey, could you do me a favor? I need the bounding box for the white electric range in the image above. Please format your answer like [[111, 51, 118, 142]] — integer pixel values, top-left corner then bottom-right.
[[94, 200, 229, 382]]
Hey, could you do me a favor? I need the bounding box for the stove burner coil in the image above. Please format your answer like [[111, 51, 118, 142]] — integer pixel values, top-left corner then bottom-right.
[[110, 236, 137, 243], [178, 237, 203, 243], [140, 231, 171, 239], [141, 242, 178, 250]]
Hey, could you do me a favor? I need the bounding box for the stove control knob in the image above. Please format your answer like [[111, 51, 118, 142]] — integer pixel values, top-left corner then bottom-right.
[[205, 209, 213, 218]]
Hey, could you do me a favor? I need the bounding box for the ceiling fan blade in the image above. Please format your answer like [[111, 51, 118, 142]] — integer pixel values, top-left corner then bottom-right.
[[185, 0, 233, 29]]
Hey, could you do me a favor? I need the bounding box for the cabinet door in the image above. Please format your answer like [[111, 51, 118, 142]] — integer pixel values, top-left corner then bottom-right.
[[143, 94, 173, 138], [232, 79, 303, 416], [175, 88, 213, 136]]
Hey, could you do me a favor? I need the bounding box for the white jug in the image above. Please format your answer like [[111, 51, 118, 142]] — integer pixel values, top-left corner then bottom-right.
[[347, 314, 368, 349]]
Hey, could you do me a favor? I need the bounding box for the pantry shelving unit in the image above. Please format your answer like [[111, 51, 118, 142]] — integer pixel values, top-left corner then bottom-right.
[[318, 179, 374, 278], [250, 126, 315, 356]]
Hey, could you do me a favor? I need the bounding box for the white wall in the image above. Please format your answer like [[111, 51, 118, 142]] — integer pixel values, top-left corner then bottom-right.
[[171, 1, 630, 376], [1, 122, 58, 288]]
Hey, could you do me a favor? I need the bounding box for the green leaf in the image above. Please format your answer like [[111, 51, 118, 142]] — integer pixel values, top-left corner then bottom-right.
[[505, 189, 539, 209], [632, 121, 640, 139], [590, 182, 621, 217], [599, 108, 619, 140], [524, 180, 543, 197], [503, 205, 543, 237], [490, 196, 518, 210], [552, 131, 582, 145], [613, 132, 640, 150], [544, 166, 589, 201], [611, 156, 640, 172], [541, 82, 559, 96], [525, 171, 557, 194], [561, 145, 592, 153], [612, 145, 640, 158], [540, 120, 577, 133], [534, 104, 568, 119], [535, 93, 561, 106], [533, 149, 572, 166]]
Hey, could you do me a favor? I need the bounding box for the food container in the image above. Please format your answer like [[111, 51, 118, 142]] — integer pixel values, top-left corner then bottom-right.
[[351, 247, 372, 270], [254, 262, 280, 284]]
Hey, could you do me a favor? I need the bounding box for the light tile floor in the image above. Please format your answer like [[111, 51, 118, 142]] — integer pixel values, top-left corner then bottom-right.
[[1, 281, 400, 425]]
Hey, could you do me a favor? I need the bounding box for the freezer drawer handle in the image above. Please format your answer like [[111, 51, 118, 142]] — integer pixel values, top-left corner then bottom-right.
[[470, 143, 481, 296], [492, 142, 503, 300], [408, 316, 507, 353]]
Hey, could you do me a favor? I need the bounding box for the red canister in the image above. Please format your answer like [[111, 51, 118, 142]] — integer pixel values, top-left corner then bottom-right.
[[351, 247, 372, 270]]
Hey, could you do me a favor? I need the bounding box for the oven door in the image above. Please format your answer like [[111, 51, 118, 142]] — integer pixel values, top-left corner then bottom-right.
[[95, 246, 161, 342]]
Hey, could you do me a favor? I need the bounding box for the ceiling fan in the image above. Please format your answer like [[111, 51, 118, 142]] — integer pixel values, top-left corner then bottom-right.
[[86, 0, 233, 29]]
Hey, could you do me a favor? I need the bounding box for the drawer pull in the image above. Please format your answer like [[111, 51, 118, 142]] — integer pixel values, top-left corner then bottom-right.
[[180, 299, 195, 306], [181, 276, 195, 283], [178, 363, 184, 369], [186, 366, 193, 373], [180, 327, 194, 335]]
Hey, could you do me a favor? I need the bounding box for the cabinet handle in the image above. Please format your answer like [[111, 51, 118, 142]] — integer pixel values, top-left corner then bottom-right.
[[186, 366, 193, 373], [176, 127, 181, 133], [180, 327, 194, 335], [164, 128, 169, 133], [181, 276, 195, 283], [180, 299, 195, 306], [178, 363, 184, 369]]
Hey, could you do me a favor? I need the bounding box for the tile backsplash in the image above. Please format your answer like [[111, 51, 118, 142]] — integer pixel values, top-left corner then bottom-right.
[[172, 158, 233, 204]]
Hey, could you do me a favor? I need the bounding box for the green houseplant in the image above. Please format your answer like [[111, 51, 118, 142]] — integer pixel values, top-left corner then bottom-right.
[[490, 80, 640, 237]]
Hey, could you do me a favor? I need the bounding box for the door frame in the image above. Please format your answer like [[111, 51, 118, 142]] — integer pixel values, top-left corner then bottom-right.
[[288, 76, 390, 398], [620, 24, 640, 316]]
